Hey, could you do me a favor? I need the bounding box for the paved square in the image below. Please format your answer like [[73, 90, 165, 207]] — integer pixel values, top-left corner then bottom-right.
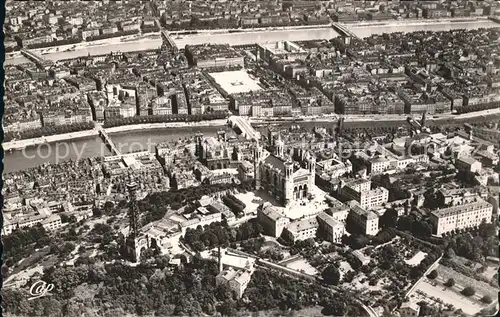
[[208, 70, 263, 95]]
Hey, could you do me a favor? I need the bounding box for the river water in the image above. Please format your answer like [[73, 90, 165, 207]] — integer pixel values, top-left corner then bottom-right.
[[173, 20, 499, 47], [4, 126, 235, 174], [6, 20, 498, 66], [3, 119, 408, 173], [173, 27, 341, 47], [4, 136, 110, 174], [4, 20, 500, 173]]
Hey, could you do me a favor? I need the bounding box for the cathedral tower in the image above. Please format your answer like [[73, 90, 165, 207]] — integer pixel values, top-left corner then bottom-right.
[[275, 133, 284, 158], [306, 151, 316, 190], [284, 159, 294, 207]]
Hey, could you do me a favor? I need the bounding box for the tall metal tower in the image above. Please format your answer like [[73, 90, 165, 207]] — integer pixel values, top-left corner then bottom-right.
[[127, 174, 140, 239]]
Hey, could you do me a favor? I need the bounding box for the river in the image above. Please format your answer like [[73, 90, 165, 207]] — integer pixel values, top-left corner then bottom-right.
[[4, 136, 110, 174], [3, 126, 235, 174], [5, 110, 500, 174], [6, 20, 498, 66], [4, 20, 500, 173], [1, 119, 412, 174], [172, 27, 341, 47], [4, 38, 163, 66]]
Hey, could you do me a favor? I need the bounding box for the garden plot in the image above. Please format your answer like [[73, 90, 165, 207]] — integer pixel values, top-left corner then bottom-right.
[[408, 264, 498, 316], [283, 257, 319, 276], [405, 251, 428, 266], [411, 279, 485, 316], [436, 265, 498, 299], [338, 260, 353, 279]]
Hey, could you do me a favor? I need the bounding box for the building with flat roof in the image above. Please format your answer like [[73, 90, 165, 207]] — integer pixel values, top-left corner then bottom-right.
[[430, 198, 493, 236], [455, 156, 482, 173], [257, 41, 307, 63], [341, 180, 389, 210]]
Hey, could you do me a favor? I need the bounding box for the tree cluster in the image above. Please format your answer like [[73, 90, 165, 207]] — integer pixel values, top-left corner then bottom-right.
[[455, 101, 499, 114], [5, 122, 94, 142], [85, 30, 139, 42], [3, 224, 53, 267], [25, 37, 81, 49], [102, 111, 229, 128], [1, 259, 361, 317], [222, 194, 246, 216], [183, 220, 263, 251], [139, 180, 252, 226], [445, 222, 497, 263], [372, 174, 411, 202]]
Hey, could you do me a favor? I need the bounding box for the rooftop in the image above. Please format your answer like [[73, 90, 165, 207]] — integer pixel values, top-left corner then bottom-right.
[[431, 199, 492, 218]]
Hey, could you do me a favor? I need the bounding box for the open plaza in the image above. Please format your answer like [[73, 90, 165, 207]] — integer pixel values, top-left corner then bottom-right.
[[208, 70, 263, 95]]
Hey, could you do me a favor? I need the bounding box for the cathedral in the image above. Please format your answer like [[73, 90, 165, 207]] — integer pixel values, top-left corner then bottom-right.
[[253, 134, 316, 207]]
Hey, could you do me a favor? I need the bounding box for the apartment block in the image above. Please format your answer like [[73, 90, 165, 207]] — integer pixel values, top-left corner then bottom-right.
[[342, 180, 389, 209], [317, 212, 345, 243], [347, 202, 379, 236], [257, 203, 290, 238], [430, 199, 493, 236], [283, 217, 318, 243]]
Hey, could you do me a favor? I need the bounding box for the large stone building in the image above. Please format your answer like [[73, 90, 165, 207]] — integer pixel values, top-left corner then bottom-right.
[[430, 198, 493, 235], [317, 211, 345, 243], [253, 135, 316, 206], [216, 266, 254, 299], [283, 217, 318, 243], [341, 179, 389, 210], [257, 203, 290, 238], [347, 201, 380, 236]]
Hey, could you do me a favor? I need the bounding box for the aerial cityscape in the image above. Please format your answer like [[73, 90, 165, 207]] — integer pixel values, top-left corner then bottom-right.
[[1, 1, 499, 317]]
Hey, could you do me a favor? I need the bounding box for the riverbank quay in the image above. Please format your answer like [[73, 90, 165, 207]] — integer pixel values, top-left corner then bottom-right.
[[6, 17, 499, 66], [4, 108, 500, 152], [344, 16, 494, 27], [3, 129, 98, 151], [2, 120, 228, 151]]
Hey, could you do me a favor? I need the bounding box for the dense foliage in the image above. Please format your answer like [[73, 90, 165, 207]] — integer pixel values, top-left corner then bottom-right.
[[183, 220, 262, 251], [2, 259, 362, 317], [103, 111, 229, 128], [455, 101, 500, 114], [321, 264, 341, 286], [2, 224, 52, 266], [427, 269, 438, 279], [5, 122, 94, 142], [460, 286, 475, 297], [222, 194, 246, 215], [138, 180, 253, 225]]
